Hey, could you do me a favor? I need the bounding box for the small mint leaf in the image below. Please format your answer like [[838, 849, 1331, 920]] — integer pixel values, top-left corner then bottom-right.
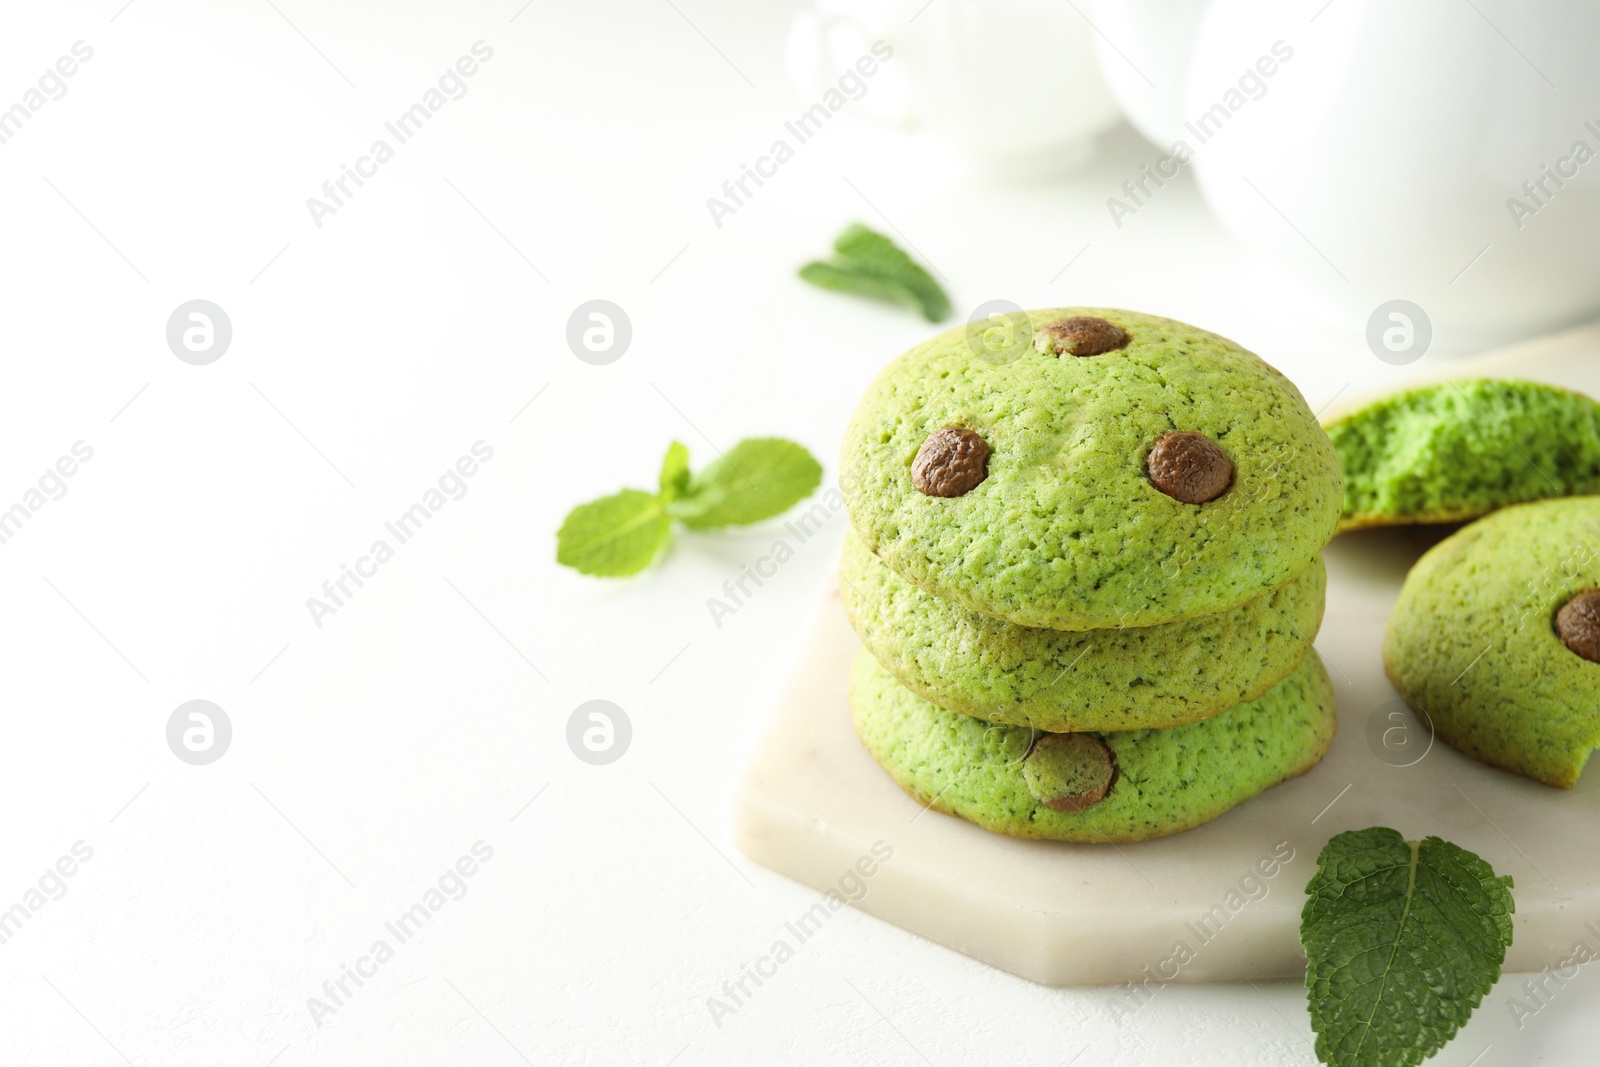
[[659, 440, 690, 502], [799, 223, 949, 322], [832, 223, 949, 321], [798, 262, 923, 314], [556, 489, 671, 577], [1302, 827, 1514, 1067], [667, 438, 822, 530]]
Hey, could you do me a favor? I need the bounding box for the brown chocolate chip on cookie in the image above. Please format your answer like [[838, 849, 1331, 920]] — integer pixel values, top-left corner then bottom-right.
[[912, 427, 990, 497], [1022, 733, 1116, 812], [1556, 590, 1600, 662], [1147, 431, 1232, 504], [1033, 316, 1130, 357]]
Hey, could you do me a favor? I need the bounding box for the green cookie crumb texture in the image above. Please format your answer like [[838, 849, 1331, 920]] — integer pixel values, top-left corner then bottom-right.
[[849, 648, 1337, 843], [841, 527, 1325, 731], [840, 308, 1343, 630], [1327, 378, 1600, 532], [1384, 496, 1600, 788]]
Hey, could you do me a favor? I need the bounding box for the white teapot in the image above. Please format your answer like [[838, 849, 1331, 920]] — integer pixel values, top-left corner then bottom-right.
[[1091, 0, 1600, 351]]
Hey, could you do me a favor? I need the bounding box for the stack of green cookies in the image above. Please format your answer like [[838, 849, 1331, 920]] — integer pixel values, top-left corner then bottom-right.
[[839, 309, 1345, 843]]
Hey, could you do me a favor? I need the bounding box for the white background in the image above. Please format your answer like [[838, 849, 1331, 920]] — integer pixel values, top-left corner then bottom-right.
[[0, 1, 1594, 1064]]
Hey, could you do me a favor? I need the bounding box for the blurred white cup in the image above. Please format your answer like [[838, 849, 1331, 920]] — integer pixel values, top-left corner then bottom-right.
[[786, 0, 1123, 176]]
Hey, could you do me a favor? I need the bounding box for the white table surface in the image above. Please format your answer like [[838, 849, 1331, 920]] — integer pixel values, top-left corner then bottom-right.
[[1, 1, 1593, 1064]]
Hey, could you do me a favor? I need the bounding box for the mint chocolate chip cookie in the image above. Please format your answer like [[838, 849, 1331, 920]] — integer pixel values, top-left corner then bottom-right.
[[1327, 378, 1600, 532], [841, 528, 1325, 731], [1385, 496, 1600, 787], [849, 649, 1337, 843], [840, 308, 1342, 630]]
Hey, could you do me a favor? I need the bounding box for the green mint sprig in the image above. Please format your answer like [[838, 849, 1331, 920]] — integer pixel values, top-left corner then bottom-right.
[[1301, 827, 1515, 1067], [556, 438, 823, 577], [799, 223, 949, 322]]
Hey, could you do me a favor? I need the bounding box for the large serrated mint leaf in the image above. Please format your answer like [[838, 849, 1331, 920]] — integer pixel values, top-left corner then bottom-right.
[[1302, 827, 1514, 1067], [667, 438, 822, 530], [556, 489, 671, 577]]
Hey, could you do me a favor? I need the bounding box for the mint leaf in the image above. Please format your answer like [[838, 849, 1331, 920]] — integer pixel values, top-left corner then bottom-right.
[[803, 223, 948, 321], [799, 262, 930, 315], [668, 438, 822, 530], [832, 224, 950, 320], [659, 440, 690, 502], [799, 223, 949, 322], [556, 489, 672, 576], [558, 438, 822, 578], [1302, 827, 1514, 1067]]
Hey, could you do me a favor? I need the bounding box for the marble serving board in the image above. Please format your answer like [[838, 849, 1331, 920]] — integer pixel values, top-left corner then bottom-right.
[[733, 321, 1600, 986]]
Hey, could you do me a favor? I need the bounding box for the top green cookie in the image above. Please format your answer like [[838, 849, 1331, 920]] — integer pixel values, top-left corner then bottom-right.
[[1326, 378, 1600, 532], [840, 308, 1343, 630]]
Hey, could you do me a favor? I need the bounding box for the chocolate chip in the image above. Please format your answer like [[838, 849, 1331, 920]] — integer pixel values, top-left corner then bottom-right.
[[1023, 733, 1116, 812], [912, 427, 990, 498], [1033, 316, 1130, 357], [1556, 590, 1600, 662], [1147, 431, 1232, 504]]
